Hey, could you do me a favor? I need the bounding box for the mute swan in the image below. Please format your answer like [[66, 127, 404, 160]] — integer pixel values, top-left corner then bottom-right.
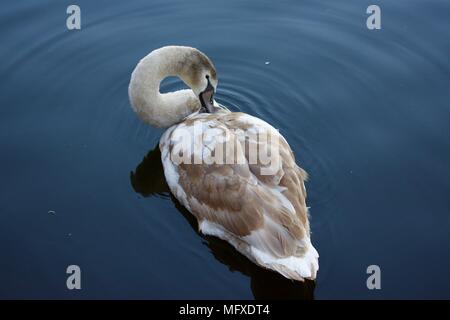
[[129, 46, 318, 281]]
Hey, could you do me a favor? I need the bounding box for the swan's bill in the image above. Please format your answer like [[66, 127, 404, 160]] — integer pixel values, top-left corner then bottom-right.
[[199, 76, 215, 113]]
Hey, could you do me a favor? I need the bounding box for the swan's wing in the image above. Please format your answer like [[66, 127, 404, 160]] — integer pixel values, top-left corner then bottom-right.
[[160, 112, 317, 278], [220, 113, 311, 232]]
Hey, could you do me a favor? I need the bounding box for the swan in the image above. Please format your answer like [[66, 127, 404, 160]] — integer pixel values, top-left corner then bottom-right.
[[128, 45, 319, 281]]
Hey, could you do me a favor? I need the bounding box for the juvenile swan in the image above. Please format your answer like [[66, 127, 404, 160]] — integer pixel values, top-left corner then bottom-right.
[[129, 46, 318, 281]]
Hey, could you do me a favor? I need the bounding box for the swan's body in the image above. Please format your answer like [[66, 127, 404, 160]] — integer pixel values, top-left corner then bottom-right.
[[129, 46, 318, 281]]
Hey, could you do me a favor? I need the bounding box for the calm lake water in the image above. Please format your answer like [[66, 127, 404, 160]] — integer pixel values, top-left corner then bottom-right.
[[1, 0, 449, 299]]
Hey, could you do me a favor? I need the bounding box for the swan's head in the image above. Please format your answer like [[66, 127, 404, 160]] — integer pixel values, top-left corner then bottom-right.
[[178, 48, 218, 113], [129, 46, 219, 128]]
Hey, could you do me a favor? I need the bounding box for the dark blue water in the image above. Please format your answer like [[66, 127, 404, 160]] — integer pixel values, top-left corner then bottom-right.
[[1, 0, 449, 299]]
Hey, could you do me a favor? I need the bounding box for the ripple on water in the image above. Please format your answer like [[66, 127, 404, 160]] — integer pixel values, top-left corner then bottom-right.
[[2, 0, 450, 299]]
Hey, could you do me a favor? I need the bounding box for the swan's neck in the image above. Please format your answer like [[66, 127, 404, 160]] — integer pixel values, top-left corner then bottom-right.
[[129, 47, 201, 128]]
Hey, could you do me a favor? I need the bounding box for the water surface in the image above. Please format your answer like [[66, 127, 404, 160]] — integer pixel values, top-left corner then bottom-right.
[[0, 0, 449, 299]]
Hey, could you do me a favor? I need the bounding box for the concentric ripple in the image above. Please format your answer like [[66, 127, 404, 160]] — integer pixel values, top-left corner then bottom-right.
[[1, 0, 450, 299]]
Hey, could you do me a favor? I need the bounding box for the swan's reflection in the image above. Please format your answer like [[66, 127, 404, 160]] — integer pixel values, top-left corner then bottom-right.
[[130, 145, 315, 300]]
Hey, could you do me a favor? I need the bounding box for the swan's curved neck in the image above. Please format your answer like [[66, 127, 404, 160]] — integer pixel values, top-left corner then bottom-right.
[[129, 47, 200, 128]]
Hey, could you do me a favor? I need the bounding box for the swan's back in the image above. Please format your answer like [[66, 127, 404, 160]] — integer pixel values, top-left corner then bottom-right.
[[160, 111, 318, 281]]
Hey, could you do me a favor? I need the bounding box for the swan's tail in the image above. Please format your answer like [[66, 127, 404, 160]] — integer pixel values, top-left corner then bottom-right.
[[199, 220, 319, 281], [251, 238, 319, 281]]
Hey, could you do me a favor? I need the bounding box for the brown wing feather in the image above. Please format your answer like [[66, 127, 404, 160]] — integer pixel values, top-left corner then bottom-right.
[[164, 112, 309, 258]]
